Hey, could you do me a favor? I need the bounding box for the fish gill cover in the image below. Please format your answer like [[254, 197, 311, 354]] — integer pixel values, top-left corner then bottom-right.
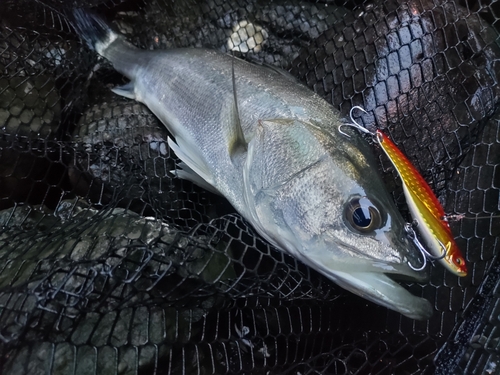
[[0, 0, 498, 374]]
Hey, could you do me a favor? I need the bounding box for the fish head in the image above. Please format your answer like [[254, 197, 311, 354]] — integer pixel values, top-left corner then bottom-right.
[[243, 118, 432, 319]]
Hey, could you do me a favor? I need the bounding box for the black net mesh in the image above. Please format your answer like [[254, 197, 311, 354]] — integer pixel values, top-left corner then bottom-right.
[[0, 0, 499, 374]]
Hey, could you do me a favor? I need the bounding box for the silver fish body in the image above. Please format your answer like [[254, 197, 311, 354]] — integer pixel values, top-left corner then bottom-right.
[[73, 10, 432, 319]]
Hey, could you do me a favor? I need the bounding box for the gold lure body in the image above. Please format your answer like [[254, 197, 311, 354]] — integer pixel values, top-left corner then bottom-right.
[[376, 130, 467, 277]]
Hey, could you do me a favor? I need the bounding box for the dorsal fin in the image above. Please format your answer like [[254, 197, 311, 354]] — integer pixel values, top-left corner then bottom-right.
[[260, 62, 300, 83], [228, 54, 248, 160]]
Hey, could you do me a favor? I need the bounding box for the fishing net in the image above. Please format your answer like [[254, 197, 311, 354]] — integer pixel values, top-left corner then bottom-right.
[[0, 0, 499, 373]]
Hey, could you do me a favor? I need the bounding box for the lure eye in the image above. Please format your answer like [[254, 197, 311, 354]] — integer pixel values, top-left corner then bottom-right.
[[345, 197, 382, 233], [454, 256, 464, 267]]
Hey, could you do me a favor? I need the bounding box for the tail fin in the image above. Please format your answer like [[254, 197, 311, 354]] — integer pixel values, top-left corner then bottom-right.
[[71, 8, 141, 77], [71, 8, 119, 56]]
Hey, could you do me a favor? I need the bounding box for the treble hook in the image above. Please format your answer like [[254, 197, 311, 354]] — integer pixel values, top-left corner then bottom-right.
[[405, 223, 428, 271], [405, 223, 448, 271], [433, 240, 448, 261], [338, 106, 373, 137]]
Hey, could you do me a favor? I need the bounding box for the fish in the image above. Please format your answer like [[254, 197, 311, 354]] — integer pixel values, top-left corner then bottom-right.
[[374, 130, 468, 276], [71, 9, 434, 320]]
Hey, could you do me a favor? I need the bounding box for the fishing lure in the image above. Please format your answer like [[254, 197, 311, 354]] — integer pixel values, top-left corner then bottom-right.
[[340, 107, 467, 277]]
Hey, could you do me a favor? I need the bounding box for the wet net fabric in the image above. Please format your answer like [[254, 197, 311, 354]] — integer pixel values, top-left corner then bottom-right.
[[0, 0, 499, 374]]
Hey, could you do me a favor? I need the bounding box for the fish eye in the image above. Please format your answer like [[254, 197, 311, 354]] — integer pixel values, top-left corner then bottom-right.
[[345, 197, 382, 233]]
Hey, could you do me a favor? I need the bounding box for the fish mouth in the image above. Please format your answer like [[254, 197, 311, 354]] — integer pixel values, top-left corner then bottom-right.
[[303, 252, 432, 320], [329, 237, 431, 284], [385, 269, 429, 283], [330, 270, 433, 321], [360, 258, 430, 283]]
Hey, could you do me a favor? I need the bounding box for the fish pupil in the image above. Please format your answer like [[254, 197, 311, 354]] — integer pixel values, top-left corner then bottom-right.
[[353, 207, 372, 228]]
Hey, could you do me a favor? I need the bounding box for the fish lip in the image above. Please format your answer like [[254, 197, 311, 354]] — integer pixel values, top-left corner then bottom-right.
[[369, 261, 421, 278], [331, 239, 430, 283], [326, 270, 433, 320], [303, 250, 433, 319], [385, 269, 429, 283]]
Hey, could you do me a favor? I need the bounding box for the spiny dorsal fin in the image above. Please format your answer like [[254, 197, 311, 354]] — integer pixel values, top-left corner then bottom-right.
[[260, 62, 300, 84], [229, 54, 248, 160]]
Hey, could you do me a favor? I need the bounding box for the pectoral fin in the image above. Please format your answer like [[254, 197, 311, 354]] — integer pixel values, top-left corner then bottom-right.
[[228, 56, 247, 160]]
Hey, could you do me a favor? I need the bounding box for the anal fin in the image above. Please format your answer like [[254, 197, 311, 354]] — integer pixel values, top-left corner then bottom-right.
[[167, 137, 216, 191], [172, 162, 221, 195]]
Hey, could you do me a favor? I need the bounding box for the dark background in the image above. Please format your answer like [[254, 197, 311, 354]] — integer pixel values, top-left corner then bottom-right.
[[0, 0, 499, 373]]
